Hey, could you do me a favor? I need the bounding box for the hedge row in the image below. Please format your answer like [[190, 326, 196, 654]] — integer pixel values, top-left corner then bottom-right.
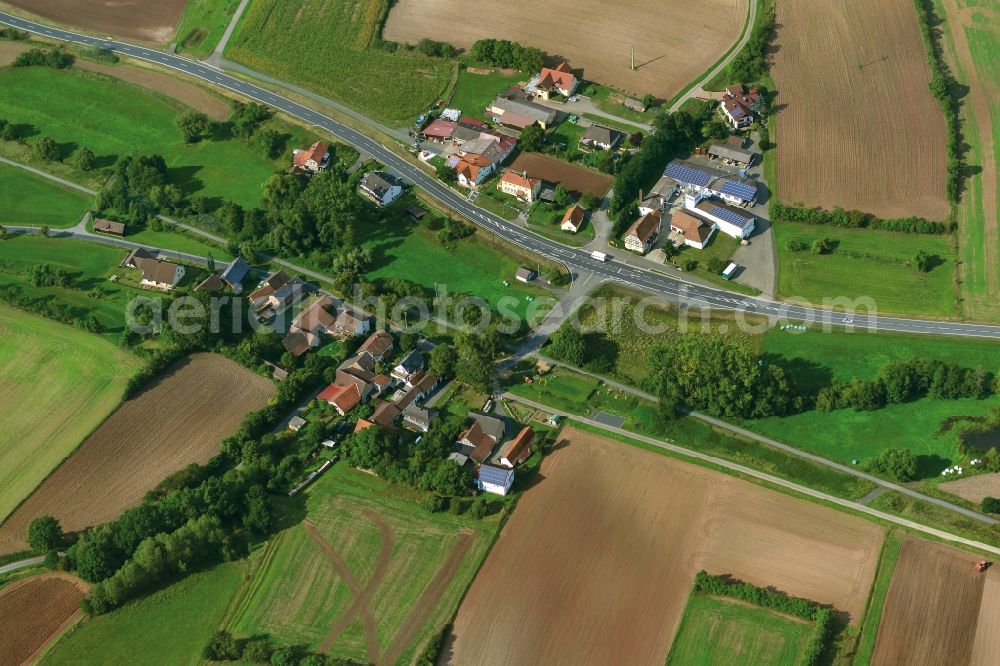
[[770, 202, 950, 234]]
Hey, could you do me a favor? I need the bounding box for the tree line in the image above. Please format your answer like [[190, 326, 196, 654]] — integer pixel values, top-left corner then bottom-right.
[[469, 39, 544, 73], [770, 202, 951, 234]]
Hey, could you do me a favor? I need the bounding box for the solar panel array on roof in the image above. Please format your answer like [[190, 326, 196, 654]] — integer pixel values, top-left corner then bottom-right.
[[663, 161, 715, 187], [717, 178, 757, 202], [708, 205, 753, 231], [479, 464, 513, 485]]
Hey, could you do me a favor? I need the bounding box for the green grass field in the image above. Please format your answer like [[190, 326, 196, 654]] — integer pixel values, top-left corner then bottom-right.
[[43, 562, 243, 666], [0, 66, 280, 208], [852, 531, 903, 666], [361, 216, 553, 321], [449, 68, 524, 122], [0, 307, 140, 524], [174, 0, 241, 58], [774, 222, 957, 317], [227, 0, 454, 126], [0, 165, 93, 228], [666, 594, 813, 666], [85, 217, 233, 262], [227, 464, 493, 663]]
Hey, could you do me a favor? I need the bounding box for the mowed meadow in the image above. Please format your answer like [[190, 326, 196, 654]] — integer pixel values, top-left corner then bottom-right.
[[771, 0, 949, 220], [0, 308, 140, 526], [0, 165, 93, 228], [226, 0, 454, 125]]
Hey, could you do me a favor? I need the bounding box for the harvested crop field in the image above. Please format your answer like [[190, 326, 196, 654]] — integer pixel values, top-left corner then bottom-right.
[[1, 0, 186, 43], [871, 537, 988, 665], [384, 0, 747, 100], [971, 571, 1000, 665], [0, 353, 274, 553], [507, 153, 613, 198], [940, 473, 1000, 505], [445, 427, 883, 665], [0, 573, 87, 665], [771, 0, 949, 220]]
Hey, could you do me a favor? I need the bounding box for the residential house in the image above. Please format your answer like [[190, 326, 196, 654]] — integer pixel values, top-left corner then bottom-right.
[[343, 351, 377, 375], [195, 272, 223, 292], [662, 159, 757, 206], [477, 464, 515, 496], [515, 267, 536, 283], [624, 210, 661, 254], [668, 209, 716, 250], [707, 142, 755, 168], [335, 367, 377, 402], [93, 218, 125, 236], [354, 419, 376, 433], [359, 171, 403, 207], [372, 374, 392, 395], [136, 258, 185, 291], [249, 271, 305, 315], [486, 90, 558, 129], [318, 382, 362, 416], [690, 197, 756, 239], [292, 141, 330, 173], [357, 330, 394, 362], [402, 403, 438, 432], [220, 257, 251, 293], [498, 171, 542, 202], [499, 426, 534, 467], [720, 85, 760, 129], [449, 132, 517, 188], [458, 412, 507, 464], [121, 247, 155, 270], [396, 372, 440, 410], [284, 294, 338, 356], [580, 124, 623, 151], [535, 62, 578, 99], [332, 308, 372, 340], [391, 350, 424, 383], [370, 401, 401, 430], [560, 204, 585, 232], [420, 119, 456, 142]]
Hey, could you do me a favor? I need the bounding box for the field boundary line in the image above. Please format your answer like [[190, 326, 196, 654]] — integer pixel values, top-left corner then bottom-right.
[[0, 156, 97, 195], [512, 396, 1000, 556], [220, 527, 286, 631]]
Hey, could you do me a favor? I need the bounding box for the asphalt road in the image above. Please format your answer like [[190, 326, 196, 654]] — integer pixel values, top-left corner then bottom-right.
[[6, 12, 1000, 338]]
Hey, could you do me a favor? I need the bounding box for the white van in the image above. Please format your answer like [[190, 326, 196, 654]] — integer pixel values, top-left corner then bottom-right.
[[591, 251, 609, 262]]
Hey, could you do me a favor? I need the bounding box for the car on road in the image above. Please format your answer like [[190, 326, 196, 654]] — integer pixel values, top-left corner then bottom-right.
[[842, 317, 855, 324]]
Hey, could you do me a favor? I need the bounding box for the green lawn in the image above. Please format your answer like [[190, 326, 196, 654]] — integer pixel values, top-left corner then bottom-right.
[[853, 532, 903, 666], [666, 594, 813, 666], [449, 68, 524, 122], [0, 164, 93, 228], [506, 365, 600, 413], [86, 218, 233, 262], [227, 463, 493, 663], [674, 230, 744, 290], [174, 0, 241, 58], [227, 0, 455, 126], [361, 215, 553, 321], [526, 200, 595, 247], [43, 562, 243, 666], [0, 307, 140, 524], [774, 222, 957, 317], [0, 66, 280, 208], [582, 83, 658, 125]]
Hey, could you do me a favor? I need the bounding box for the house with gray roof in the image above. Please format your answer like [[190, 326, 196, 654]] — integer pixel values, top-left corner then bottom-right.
[[359, 171, 403, 207], [580, 124, 624, 151], [220, 257, 251, 293], [707, 143, 756, 167], [402, 403, 438, 432]]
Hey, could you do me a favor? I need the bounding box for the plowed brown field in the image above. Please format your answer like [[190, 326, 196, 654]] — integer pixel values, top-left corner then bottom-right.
[[0, 353, 274, 553], [0, 573, 87, 665], [445, 427, 883, 665], [971, 571, 1000, 666], [771, 0, 949, 220], [507, 153, 613, 198], [1, 0, 186, 43], [384, 0, 747, 100], [872, 538, 986, 665], [940, 472, 1000, 504]]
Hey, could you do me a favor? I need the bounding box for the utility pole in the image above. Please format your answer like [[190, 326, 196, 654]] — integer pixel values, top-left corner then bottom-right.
[[631, 45, 635, 71]]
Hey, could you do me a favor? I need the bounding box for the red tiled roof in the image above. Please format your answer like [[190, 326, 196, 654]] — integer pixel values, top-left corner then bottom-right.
[[462, 421, 498, 463], [371, 401, 400, 428], [358, 331, 393, 358], [500, 426, 534, 465], [293, 141, 327, 168], [318, 383, 362, 413], [354, 419, 376, 433], [626, 210, 661, 243], [670, 210, 713, 243], [538, 62, 575, 91], [561, 204, 585, 230], [500, 171, 540, 190], [422, 118, 456, 139]]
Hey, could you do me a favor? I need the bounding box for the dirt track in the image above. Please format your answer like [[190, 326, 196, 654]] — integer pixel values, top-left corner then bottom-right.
[[444, 427, 883, 665], [1, 0, 186, 43], [508, 153, 613, 198], [0, 353, 274, 553], [872, 537, 986, 665], [771, 0, 949, 220], [0, 573, 87, 665], [384, 0, 746, 100]]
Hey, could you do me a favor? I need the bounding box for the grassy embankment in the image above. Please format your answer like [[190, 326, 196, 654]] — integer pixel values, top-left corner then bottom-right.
[[173, 0, 242, 59]]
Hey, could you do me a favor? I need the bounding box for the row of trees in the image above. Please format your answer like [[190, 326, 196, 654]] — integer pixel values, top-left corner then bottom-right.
[[204, 630, 360, 665], [770, 202, 950, 234], [469, 39, 544, 73], [13, 47, 74, 69]]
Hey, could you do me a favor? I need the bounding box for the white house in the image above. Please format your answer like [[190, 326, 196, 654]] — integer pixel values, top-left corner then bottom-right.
[[560, 204, 585, 232], [359, 171, 403, 207], [534, 62, 578, 99], [498, 171, 541, 202], [624, 210, 660, 254], [580, 124, 623, 151], [687, 194, 756, 239], [720, 85, 760, 129], [477, 463, 515, 495]]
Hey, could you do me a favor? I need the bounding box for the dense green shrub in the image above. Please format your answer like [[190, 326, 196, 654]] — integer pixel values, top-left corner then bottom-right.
[[981, 497, 1000, 514]]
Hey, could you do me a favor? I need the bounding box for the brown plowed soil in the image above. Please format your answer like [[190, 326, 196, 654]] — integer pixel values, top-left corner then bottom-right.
[[384, 0, 747, 100], [872, 537, 986, 666], [508, 153, 613, 198], [940, 473, 1000, 505], [1, 0, 186, 44], [444, 427, 883, 665], [0, 573, 87, 666], [971, 570, 1000, 666], [0, 353, 274, 553], [771, 0, 949, 220]]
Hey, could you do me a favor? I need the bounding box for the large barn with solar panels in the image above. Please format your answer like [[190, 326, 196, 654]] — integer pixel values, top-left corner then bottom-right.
[[691, 199, 756, 239], [662, 159, 758, 206]]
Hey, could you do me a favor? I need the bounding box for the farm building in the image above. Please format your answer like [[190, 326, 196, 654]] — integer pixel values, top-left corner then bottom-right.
[[318, 382, 363, 416], [663, 159, 757, 206], [498, 171, 542, 202], [421, 118, 457, 141], [624, 210, 661, 254], [195, 272, 223, 292], [707, 142, 755, 167], [561, 204, 585, 232], [720, 85, 760, 128], [452, 117, 490, 144], [688, 196, 756, 239], [477, 463, 515, 496], [92, 218, 125, 236], [359, 171, 403, 207], [668, 209, 716, 250], [499, 427, 534, 468], [220, 257, 251, 293], [515, 267, 536, 283], [458, 412, 507, 464], [487, 89, 558, 129], [292, 141, 330, 173], [284, 294, 339, 356], [580, 124, 623, 151], [534, 62, 578, 99]]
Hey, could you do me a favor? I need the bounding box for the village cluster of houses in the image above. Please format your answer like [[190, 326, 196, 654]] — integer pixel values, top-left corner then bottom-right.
[[291, 139, 406, 208]]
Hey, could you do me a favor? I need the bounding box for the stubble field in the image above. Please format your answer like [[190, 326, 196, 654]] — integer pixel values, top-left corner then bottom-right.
[[0, 0, 186, 43], [771, 0, 949, 220], [0, 352, 274, 553], [0, 573, 87, 665], [445, 427, 883, 665], [384, 0, 748, 101]]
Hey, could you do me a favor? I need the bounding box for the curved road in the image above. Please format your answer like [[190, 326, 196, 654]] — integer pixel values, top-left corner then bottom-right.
[[5, 12, 1000, 338]]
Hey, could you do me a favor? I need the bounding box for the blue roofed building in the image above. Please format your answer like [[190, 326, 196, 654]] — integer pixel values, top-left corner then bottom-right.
[[220, 257, 252, 294], [692, 199, 756, 239], [476, 463, 515, 496], [663, 159, 757, 206]]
